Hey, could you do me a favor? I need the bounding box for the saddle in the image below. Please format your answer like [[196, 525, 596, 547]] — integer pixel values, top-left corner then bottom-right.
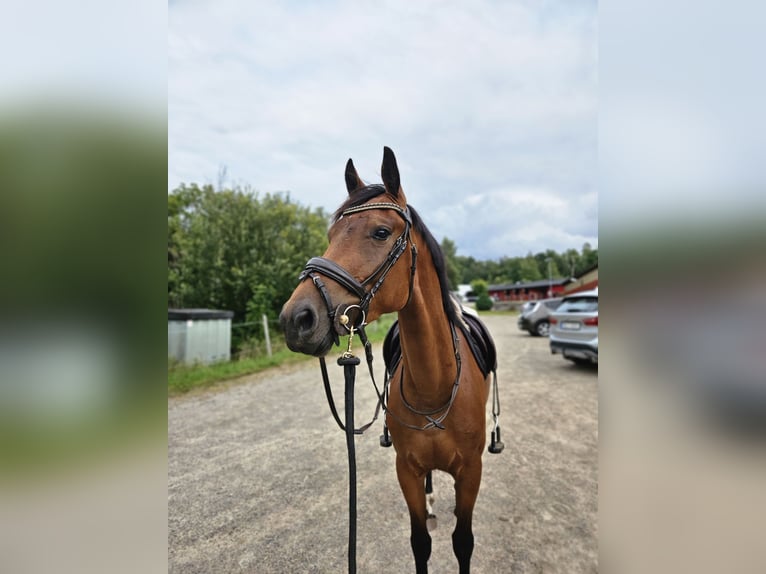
[[383, 310, 497, 378]]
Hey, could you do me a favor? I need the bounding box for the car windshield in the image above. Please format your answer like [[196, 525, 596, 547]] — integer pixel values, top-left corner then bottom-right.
[[557, 296, 598, 313]]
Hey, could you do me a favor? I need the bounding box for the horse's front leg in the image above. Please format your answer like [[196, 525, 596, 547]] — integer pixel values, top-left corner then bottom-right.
[[396, 455, 431, 574], [452, 459, 482, 574]]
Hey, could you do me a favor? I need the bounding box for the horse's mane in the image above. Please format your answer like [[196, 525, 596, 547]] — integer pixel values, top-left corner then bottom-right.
[[333, 184, 460, 327]]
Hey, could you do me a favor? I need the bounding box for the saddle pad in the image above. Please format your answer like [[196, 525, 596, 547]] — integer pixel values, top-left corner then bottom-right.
[[383, 311, 497, 377]]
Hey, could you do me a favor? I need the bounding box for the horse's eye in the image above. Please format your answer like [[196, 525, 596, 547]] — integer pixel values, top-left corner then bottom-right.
[[372, 228, 392, 241]]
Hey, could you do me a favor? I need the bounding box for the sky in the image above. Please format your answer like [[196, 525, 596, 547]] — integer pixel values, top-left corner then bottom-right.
[[600, 0, 766, 231], [169, 0, 597, 261]]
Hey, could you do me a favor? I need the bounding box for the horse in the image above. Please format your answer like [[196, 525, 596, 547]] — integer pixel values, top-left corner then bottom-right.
[[280, 147, 499, 574]]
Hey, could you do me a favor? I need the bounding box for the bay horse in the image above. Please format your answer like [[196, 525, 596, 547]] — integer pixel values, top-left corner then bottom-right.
[[280, 147, 499, 573]]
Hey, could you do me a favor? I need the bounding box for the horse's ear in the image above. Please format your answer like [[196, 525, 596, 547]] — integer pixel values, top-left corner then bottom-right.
[[345, 159, 364, 193], [381, 146, 401, 199]]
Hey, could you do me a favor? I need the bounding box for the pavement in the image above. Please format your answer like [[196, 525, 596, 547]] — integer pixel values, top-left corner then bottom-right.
[[168, 314, 598, 573]]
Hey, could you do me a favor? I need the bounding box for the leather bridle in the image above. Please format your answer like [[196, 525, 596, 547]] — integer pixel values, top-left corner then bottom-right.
[[298, 201, 418, 345], [296, 199, 470, 435]]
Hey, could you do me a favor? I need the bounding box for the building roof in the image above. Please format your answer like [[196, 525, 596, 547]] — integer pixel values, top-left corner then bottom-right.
[[168, 308, 234, 320], [574, 262, 598, 279], [488, 278, 571, 291]]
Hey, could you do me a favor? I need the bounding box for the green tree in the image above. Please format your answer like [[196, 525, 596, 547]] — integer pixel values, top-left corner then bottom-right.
[[440, 237, 462, 290], [472, 278, 493, 310], [534, 250, 563, 280], [167, 184, 328, 326], [518, 254, 543, 282], [470, 279, 488, 297], [579, 242, 598, 274], [455, 255, 479, 284], [563, 248, 580, 277], [452, 245, 597, 285]]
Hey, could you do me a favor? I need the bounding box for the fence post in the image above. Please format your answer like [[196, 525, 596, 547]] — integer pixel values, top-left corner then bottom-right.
[[262, 314, 272, 357]]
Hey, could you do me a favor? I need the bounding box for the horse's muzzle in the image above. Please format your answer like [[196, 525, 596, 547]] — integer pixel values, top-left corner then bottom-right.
[[279, 301, 335, 357]]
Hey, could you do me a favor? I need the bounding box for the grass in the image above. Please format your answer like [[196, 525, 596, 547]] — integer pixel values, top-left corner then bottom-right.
[[477, 308, 519, 316], [168, 313, 397, 396], [168, 348, 311, 396]]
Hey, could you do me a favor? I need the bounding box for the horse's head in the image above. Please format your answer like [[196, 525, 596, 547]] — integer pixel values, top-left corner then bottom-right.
[[280, 147, 416, 357]]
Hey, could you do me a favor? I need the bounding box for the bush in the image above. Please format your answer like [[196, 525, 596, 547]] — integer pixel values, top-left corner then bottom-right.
[[470, 279, 489, 297], [476, 293, 494, 311]]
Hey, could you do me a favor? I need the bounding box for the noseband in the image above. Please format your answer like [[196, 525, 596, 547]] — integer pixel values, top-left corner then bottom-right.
[[298, 201, 418, 345]]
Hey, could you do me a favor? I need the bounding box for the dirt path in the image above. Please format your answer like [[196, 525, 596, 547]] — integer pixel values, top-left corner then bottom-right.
[[168, 314, 598, 573]]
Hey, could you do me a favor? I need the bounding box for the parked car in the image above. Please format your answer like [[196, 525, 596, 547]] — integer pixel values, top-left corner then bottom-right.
[[517, 298, 563, 337], [519, 301, 536, 314], [549, 288, 598, 365]]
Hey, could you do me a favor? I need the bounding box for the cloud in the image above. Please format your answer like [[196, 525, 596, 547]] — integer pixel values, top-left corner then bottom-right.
[[429, 187, 597, 259], [169, 0, 597, 259]]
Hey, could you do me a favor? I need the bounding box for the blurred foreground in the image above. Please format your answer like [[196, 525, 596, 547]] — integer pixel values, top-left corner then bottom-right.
[[601, 223, 766, 574], [0, 101, 166, 572], [600, 0, 766, 569]]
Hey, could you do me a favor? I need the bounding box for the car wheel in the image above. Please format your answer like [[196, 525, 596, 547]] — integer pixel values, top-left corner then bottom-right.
[[534, 321, 549, 337]]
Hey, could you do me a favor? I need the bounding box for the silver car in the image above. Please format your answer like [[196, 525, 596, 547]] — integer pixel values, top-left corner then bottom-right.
[[549, 288, 598, 365], [517, 298, 563, 337]]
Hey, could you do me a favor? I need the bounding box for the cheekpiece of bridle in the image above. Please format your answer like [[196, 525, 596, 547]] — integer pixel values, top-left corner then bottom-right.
[[298, 201, 417, 347]]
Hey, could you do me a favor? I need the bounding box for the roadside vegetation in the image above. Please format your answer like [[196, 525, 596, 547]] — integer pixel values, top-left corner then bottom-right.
[[168, 183, 596, 393], [169, 313, 397, 396]]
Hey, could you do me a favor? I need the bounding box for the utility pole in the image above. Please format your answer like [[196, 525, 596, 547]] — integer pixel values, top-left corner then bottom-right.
[[546, 257, 553, 297]]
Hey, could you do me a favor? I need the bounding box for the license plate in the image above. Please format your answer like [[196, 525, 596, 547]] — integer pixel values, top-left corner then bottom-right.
[[560, 321, 580, 330]]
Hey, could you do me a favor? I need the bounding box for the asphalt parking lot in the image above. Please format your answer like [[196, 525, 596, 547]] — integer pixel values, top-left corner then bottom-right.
[[168, 313, 598, 573]]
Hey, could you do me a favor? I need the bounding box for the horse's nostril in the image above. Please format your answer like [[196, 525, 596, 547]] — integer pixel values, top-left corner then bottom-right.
[[296, 307, 316, 334]]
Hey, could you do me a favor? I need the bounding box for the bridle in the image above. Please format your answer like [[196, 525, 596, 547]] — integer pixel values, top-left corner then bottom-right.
[[296, 200, 418, 436], [298, 201, 418, 346], [297, 198, 468, 434]]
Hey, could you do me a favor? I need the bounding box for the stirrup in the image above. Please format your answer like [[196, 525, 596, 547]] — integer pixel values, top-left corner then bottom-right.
[[488, 426, 504, 454], [379, 425, 392, 447]]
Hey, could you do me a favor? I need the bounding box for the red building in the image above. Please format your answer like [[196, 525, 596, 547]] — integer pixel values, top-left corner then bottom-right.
[[563, 263, 598, 295], [488, 278, 571, 302]]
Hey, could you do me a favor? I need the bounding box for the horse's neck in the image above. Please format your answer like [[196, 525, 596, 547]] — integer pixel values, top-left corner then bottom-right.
[[396, 247, 458, 408]]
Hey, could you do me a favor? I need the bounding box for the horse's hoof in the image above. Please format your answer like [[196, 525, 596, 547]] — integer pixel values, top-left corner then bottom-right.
[[427, 514, 437, 531]]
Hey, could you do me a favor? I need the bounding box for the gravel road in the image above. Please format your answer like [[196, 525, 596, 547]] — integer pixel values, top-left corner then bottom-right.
[[168, 314, 598, 573]]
